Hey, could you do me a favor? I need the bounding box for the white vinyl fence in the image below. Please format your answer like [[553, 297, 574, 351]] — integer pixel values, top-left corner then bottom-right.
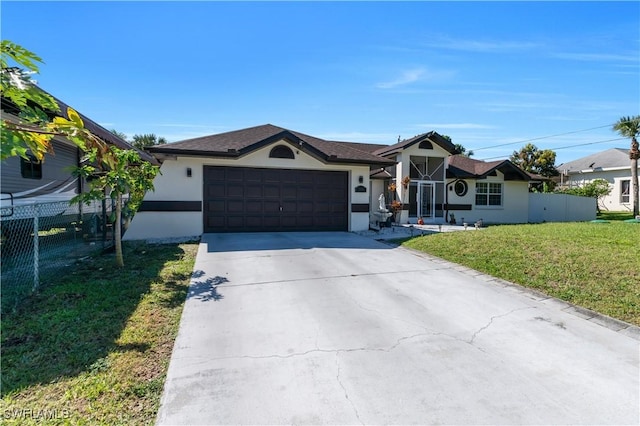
[[528, 193, 596, 223]]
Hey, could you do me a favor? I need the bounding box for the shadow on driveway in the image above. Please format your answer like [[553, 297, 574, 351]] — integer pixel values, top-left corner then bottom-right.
[[188, 270, 227, 302]]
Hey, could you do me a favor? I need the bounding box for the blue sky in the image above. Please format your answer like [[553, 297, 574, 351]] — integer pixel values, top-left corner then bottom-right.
[[2, 1, 639, 165]]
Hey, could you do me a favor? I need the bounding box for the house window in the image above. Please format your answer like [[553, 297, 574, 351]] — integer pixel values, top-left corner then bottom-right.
[[621, 180, 630, 204], [269, 145, 295, 159], [475, 182, 502, 206], [418, 140, 433, 149], [20, 155, 42, 179]]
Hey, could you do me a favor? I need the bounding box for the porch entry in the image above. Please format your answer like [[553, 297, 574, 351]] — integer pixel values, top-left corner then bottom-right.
[[409, 181, 445, 222]]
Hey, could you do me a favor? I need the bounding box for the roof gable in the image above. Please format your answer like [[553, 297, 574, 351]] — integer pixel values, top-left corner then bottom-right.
[[373, 131, 457, 157], [149, 124, 394, 166]]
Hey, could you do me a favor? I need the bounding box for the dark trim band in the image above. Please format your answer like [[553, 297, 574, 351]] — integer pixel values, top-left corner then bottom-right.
[[351, 203, 370, 213], [139, 201, 202, 212], [445, 204, 472, 211]]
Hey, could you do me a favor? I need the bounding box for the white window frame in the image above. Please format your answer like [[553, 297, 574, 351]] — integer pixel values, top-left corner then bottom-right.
[[620, 179, 630, 204], [475, 182, 503, 207]]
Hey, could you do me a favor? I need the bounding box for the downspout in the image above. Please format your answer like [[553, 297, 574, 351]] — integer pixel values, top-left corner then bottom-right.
[[445, 178, 464, 224], [445, 179, 455, 224]]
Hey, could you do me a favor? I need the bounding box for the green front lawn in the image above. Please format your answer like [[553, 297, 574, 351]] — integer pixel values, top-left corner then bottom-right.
[[402, 222, 640, 326], [1, 241, 199, 425]]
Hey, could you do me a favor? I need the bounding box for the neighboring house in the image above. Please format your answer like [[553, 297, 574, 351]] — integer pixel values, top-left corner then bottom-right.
[[1, 88, 158, 240], [556, 148, 638, 212], [125, 125, 535, 240], [1, 91, 157, 211]]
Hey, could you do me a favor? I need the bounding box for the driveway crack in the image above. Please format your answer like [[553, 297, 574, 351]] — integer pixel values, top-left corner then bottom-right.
[[335, 352, 363, 425], [468, 307, 534, 344], [177, 332, 436, 366]]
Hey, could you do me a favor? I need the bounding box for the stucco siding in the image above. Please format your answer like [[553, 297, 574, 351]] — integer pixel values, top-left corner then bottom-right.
[[124, 211, 202, 240], [469, 179, 529, 224]]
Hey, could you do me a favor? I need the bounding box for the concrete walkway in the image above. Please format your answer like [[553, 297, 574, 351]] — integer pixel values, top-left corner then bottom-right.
[[157, 232, 639, 425]]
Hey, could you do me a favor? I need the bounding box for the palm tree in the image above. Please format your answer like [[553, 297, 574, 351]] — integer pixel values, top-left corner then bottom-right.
[[613, 116, 640, 216]]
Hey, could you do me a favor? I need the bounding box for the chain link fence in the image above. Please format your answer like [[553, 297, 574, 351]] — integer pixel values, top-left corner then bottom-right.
[[1, 200, 116, 312]]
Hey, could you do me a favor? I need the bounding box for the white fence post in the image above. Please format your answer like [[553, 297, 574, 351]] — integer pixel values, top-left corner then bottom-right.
[[32, 204, 40, 292]]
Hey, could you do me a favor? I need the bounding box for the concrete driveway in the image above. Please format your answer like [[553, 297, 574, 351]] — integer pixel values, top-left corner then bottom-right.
[[157, 232, 639, 425]]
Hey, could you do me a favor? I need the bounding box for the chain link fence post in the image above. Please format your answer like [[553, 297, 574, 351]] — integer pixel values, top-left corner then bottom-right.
[[33, 204, 40, 292]]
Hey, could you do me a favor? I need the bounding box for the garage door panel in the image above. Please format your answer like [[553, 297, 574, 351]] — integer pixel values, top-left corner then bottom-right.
[[298, 201, 313, 212], [203, 166, 348, 232], [263, 170, 281, 182], [227, 169, 244, 182], [282, 187, 297, 199], [262, 216, 280, 227], [298, 173, 314, 184], [245, 216, 263, 227], [264, 201, 280, 213], [227, 216, 244, 227], [331, 203, 347, 213], [282, 201, 297, 212], [227, 186, 244, 198], [296, 216, 314, 227], [244, 169, 263, 182], [245, 201, 262, 213], [207, 184, 226, 198], [263, 185, 280, 198], [227, 200, 244, 213], [205, 168, 226, 181], [281, 172, 298, 184], [314, 203, 330, 213], [245, 185, 262, 198], [206, 216, 225, 228]]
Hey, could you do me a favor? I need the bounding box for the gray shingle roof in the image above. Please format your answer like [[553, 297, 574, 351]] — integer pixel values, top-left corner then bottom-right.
[[149, 124, 395, 166], [556, 148, 631, 173]]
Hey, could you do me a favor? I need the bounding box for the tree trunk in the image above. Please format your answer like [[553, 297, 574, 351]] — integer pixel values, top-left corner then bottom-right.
[[631, 137, 639, 217], [114, 193, 124, 267]]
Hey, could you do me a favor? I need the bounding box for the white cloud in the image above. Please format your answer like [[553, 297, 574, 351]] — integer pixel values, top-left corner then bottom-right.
[[423, 36, 539, 52], [552, 52, 639, 63], [376, 68, 426, 89], [376, 67, 455, 89]]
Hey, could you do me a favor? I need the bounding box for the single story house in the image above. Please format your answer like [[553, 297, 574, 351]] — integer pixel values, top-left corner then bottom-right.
[[556, 148, 638, 212], [125, 124, 535, 240]]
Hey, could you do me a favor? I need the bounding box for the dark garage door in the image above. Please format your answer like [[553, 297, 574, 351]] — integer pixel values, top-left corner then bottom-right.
[[203, 166, 349, 232]]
